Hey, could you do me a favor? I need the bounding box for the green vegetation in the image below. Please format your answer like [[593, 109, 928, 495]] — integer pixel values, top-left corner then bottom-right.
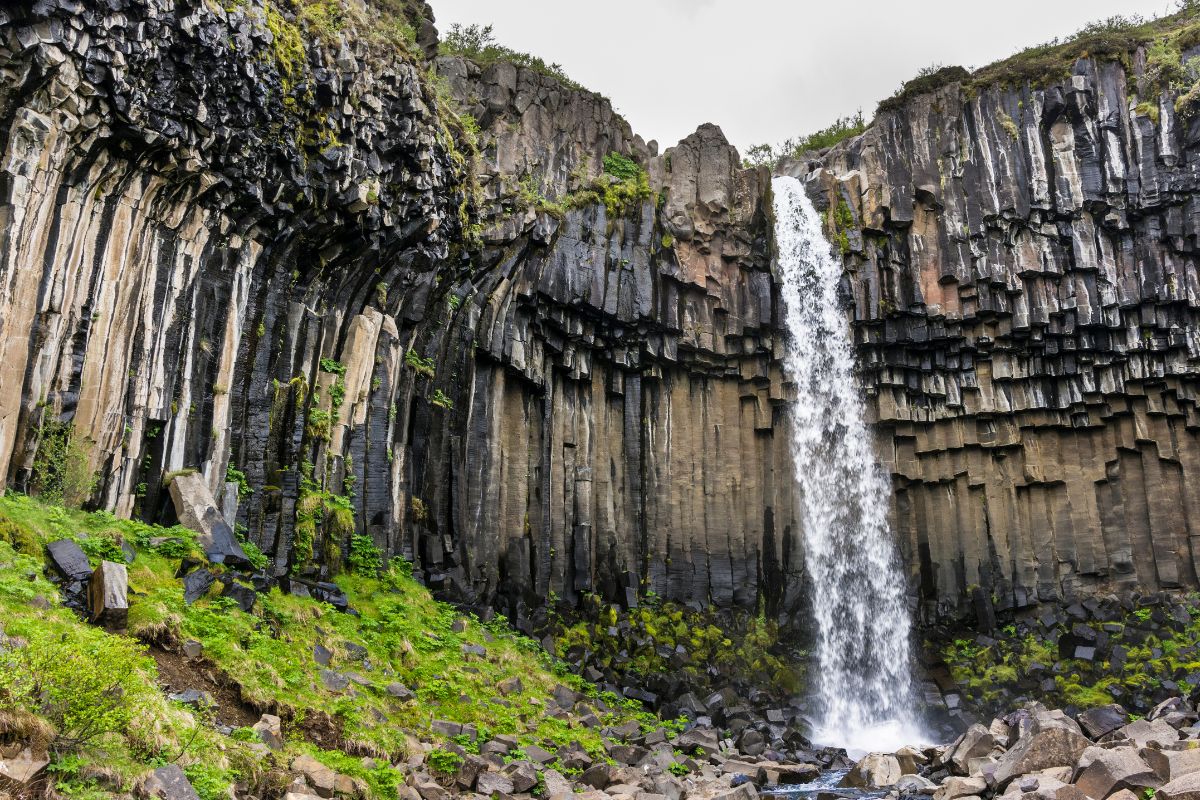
[[827, 196, 855, 256], [294, 461, 354, 573], [0, 491, 674, 798], [942, 594, 1200, 715], [405, 349, 436, 378], [225, 465, 253, 500], [515, 151, 653, 218], [0, 497, 259, 798], [439, 23, 590, 93], [318, 357, 346, 376], [347, 533, 384, 576], [968, 6, 1200, 94], [430, 389, 454, 410], [876, 65, 971, 114], [743, 111, 869, 168], [553, 594, 803, 697], [31, 419, 98, 509]]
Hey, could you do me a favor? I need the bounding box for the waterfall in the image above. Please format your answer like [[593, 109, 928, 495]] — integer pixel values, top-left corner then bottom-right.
[[772, 176, 922, 755]]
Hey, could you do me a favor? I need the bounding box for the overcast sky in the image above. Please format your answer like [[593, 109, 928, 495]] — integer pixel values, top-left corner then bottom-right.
[[432, 0, 1177, 155]]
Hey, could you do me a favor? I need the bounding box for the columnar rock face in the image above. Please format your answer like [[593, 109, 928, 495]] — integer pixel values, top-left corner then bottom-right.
[[0, 1, 801, 623], [793, 54, 1200, 621], [11, 0, 1200, 628], [405, 59, 800, 619]]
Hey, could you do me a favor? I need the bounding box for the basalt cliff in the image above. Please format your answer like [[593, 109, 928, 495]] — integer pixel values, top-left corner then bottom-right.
[[2, 0, 1200, 633]]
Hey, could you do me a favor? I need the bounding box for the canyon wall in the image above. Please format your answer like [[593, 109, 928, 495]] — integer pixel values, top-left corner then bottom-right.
[[795, 55, 1200, 623], [7, 0, 1200, 629], [0, 0, 802, 627]]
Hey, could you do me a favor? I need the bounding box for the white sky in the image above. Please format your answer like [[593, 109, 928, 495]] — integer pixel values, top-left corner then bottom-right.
[[431, 0, 1178, 155]]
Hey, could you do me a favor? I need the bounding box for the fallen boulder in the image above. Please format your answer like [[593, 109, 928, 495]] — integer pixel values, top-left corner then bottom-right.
[[0, 747, 49, 792], [1073, 746, 1160, 799], [992, 714, 1090, 789], [87, 559, 128, 628], [1078, 705, 1129, 740], [45, 539, 92, 581], [141, 764, 201, 800], [168, 472, 248, 566], [950, 724, 996, 775], [1119, 719, 1179, 748], [1160, 772, 1200, 800], [843, 754, 902, 789], [1143, 748, 1200, 784]]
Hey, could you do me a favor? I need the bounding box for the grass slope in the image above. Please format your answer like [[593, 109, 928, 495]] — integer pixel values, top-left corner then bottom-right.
[[0, 493, 665, 800]]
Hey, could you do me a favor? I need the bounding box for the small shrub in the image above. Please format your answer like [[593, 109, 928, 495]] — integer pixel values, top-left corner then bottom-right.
[[318, 358, 346, 376], [427, 748, 464, 775], [0, 620, 155, 747], [226, 465, 253, 500], [32, 421, 98, 510], [404, 350, 435, 378], [439, 23, 588, 93], [348, 534, 383, 576], [602, 152, 643, 182]]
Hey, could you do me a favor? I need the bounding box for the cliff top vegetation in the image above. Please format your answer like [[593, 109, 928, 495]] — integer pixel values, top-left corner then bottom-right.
[[745, 1, 1200, 169], [438, 23, 592, 94]]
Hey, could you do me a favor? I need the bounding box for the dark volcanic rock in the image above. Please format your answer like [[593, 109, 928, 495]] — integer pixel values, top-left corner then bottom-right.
[[46, 539, 91, 581]]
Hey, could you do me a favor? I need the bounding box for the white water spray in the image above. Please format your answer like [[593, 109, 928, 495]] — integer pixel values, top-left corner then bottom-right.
[[772, 176, 922, 756]]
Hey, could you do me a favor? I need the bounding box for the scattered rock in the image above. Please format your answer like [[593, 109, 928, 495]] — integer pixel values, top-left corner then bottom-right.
[[183, 568, 216, 605], [386, 682, 415, 701], [45, 539, 91, 581], [476, 771, 515, 796], [843, 754, 902, 789], [87, 559, 128, 628], [141, 764, 201, 800], [934, 776, 987, 800], [0, 747, 49, 791], [292, 754, 337, 798], [1073, 746, 1160, 800], [1078, 705, 1129, 739], [950, 724, 996, 775], [167, 688, 214, 709], [253, 713, 284, 750], [320, 670, 350, 692], [502, 761, 538, 793], [1160, 772, 1200, 800], [1119, 719, 1179, 748], [992, 713, 1090, 788]]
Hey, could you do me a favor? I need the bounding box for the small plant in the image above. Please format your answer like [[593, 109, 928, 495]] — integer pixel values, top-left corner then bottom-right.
[[405, 349, 435, 378], [427, 748, 464, 775], [439, 23, 586, 92], [602, 152, 643, 182], [31, 420, 98, 510], [319, 358, 346, 376], [226, 465, 253, 500], [668, 762, 690, 777], [348, 534, 384, 576], [431, 390, 453, 409]]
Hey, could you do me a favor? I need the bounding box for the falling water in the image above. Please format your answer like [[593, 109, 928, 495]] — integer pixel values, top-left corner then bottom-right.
[[772, 176, 922, 756]]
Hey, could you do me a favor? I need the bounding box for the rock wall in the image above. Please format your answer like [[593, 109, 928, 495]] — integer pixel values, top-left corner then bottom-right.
[[794, 55, 1200, 623], [0, 1, 802, 626], [407, 57, 800, 621], [14, 0, 1200, 631]]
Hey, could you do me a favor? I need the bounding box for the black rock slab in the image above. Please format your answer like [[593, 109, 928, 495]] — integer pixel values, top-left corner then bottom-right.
[[46, 539, 92, 581], [183, 568, 216, 604]]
